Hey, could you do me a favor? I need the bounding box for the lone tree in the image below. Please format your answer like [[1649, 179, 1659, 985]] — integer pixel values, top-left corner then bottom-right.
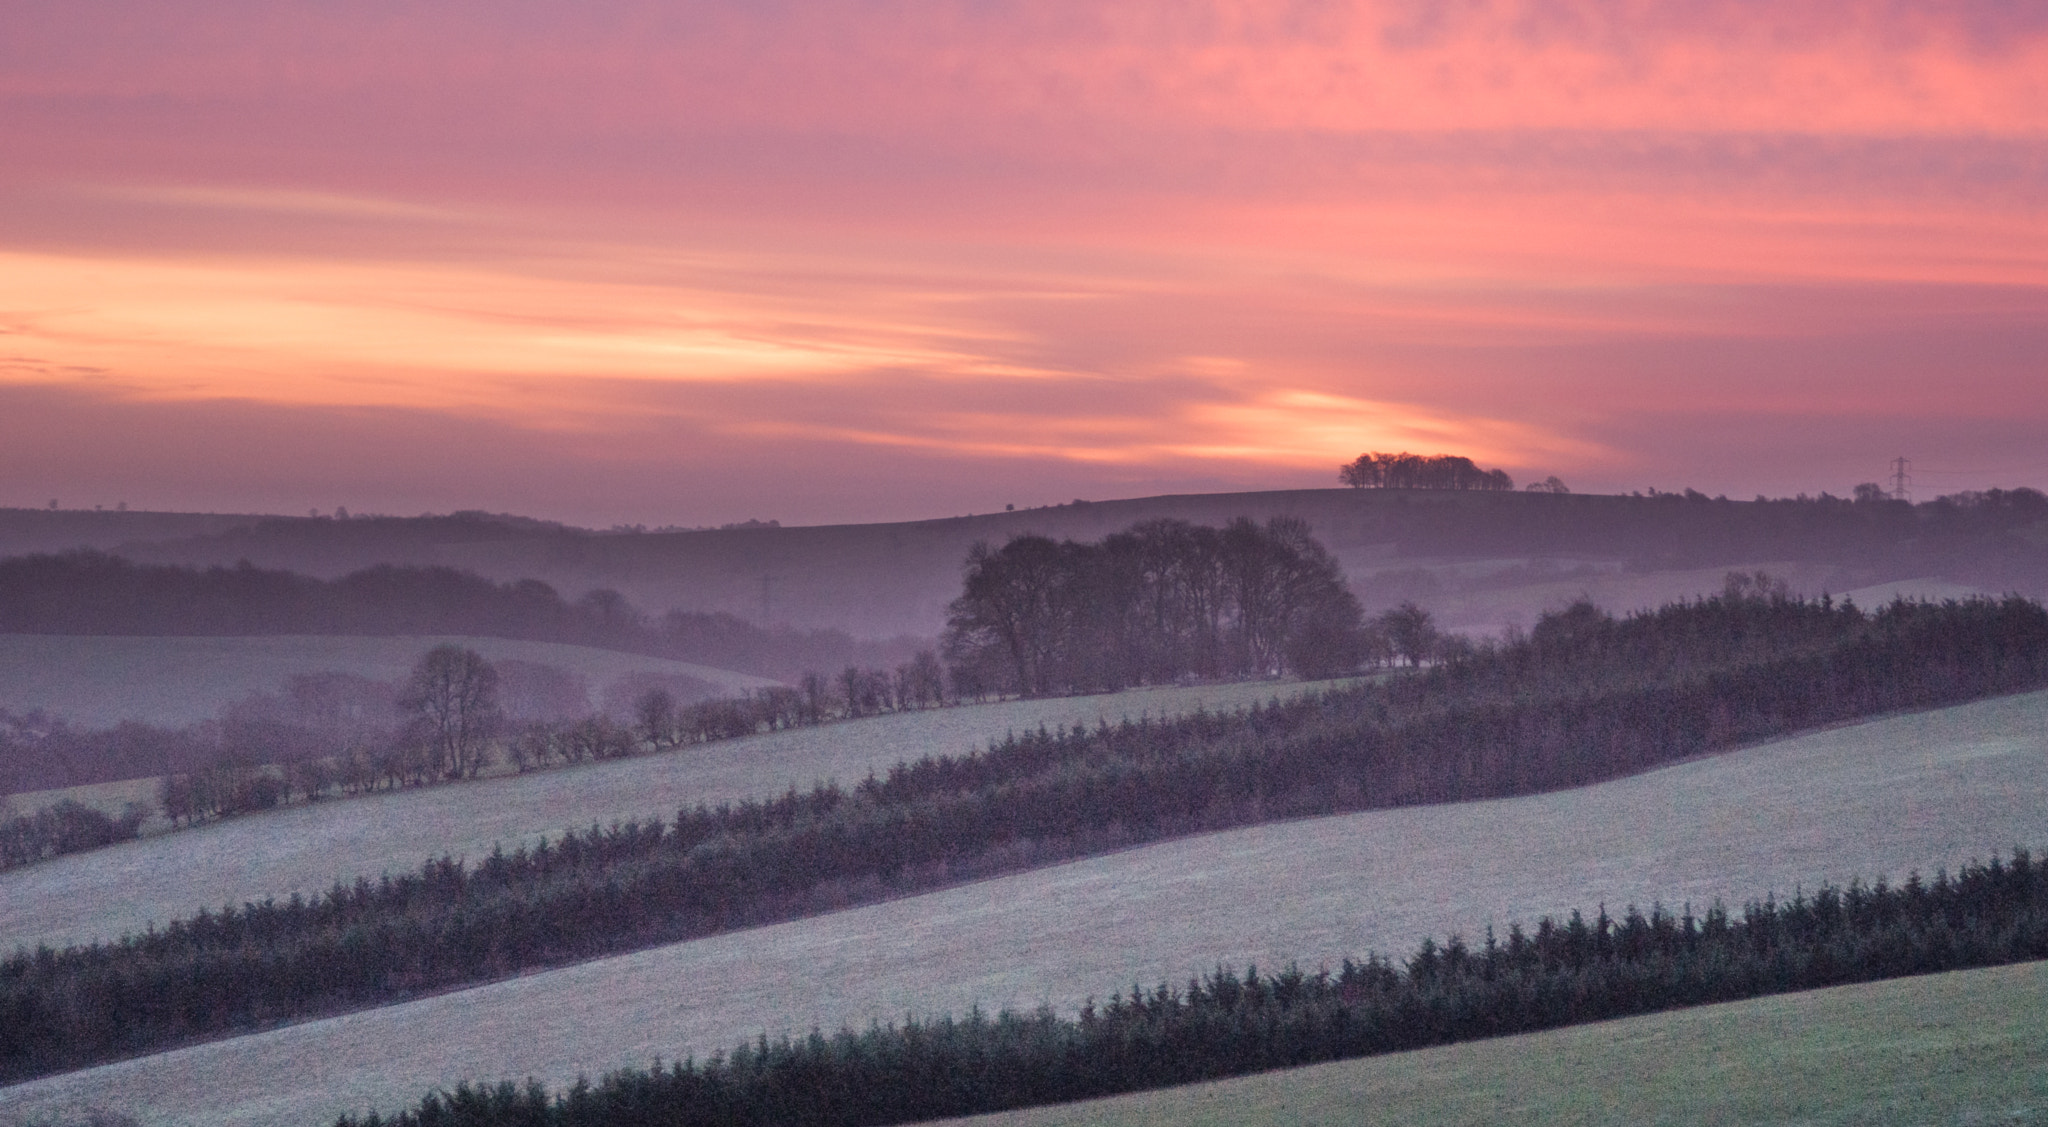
[[400, 645, 503, 779]]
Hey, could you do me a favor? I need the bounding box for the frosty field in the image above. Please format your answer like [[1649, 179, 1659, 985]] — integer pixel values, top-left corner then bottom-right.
[[0, 679, 1336, 951], [936, 959, 2048, 1127], [0, 633, 778, 728], [5, 687, 2043, 1127]]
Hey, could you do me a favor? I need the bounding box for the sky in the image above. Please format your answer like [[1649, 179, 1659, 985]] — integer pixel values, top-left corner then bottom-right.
[[3, 0, 2046, 527]]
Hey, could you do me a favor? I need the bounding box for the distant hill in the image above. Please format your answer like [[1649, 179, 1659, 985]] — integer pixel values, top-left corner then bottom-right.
[[0, 634, 775, 730], [4, 487, 2044, 638]]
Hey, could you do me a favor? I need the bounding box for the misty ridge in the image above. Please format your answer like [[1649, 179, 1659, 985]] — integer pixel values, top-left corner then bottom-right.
[[5, 481, 2048, 644], [0, 551, 918, 682]]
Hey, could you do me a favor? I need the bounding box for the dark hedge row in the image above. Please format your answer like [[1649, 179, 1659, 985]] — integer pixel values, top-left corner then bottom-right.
[[4, 594, 2046, 1084], [345, 851, 2048, 1127], [0, 800, 146, 869]]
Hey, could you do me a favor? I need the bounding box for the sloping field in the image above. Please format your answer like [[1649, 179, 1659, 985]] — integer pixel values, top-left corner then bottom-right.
[[0, 634, 779, 728], [933, 959, 2048, 1127], [4, 688, 2043, 1127], [0, 680, 1335, 952]]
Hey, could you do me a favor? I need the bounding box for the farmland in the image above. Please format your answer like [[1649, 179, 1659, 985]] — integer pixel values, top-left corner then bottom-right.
[[0, 678, 1342, 952], [0, 634, 777, 729], [4, 686, 2042, 1126], [934, 959, 2048, 1127]]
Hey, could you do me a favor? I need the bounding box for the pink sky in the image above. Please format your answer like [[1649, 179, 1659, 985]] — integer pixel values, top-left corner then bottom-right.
[[3, 0, 2046, 526]]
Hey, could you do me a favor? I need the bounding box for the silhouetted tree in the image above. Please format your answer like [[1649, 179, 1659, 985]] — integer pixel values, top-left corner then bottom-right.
[[1377, 602, 1439, 666], [635, 689, 679, 749]]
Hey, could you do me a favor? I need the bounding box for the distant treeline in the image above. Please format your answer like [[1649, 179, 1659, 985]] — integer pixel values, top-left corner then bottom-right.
[[4, 592, 2044, 1082], [0, 647, 961, 860], [343, 850, 2048, 1127], [943, 517, 1367, 695], [0, 551, 917, 681], [0, 800, 146, 870]]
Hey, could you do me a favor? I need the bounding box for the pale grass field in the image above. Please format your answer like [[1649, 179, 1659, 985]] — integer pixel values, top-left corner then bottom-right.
[[0, 679, 1335, 952], [2, 689, 2042, 1127], [936, 959, 2048, 1127], [0, 633, 779, 729]]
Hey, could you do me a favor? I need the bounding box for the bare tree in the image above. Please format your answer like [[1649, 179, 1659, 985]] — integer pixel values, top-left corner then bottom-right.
[[634, 688, 678, 750], [399, 645, 503, 779]]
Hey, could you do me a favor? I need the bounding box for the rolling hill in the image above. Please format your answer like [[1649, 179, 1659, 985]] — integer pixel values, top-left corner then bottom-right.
[[5, 486, 2042, 640], [0, 679, 1339, 953], [4, 686, 2041, 1126]]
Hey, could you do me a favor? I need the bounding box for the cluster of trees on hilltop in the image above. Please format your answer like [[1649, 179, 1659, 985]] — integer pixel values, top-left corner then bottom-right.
[[0, 552, 916, 681], [1339, 452, 1514, 491], [342, 850, 2048, 1127], [8, 591, 2044, 1081], [944, 517, 1366, 694]]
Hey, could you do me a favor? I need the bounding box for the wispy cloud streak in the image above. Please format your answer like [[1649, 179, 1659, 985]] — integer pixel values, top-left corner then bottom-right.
[[1, 1, 2044, 520]]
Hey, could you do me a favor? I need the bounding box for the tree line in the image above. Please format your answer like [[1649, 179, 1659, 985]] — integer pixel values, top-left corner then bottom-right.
[[2, 644, 967, 863], [0, 800, 146, 869], [338, 849, 2048, 1127], [0, 551, 915, 681], [1338, 452, 1515, 491], [943, 517, 1369, 695], [4, 591, 2043, 1081]]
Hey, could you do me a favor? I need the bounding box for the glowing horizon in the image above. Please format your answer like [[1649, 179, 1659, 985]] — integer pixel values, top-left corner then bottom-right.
[[4, 1, 2045, 526]]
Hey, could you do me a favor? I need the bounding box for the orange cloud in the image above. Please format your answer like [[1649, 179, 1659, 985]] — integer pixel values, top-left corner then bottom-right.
[[3, 1, 2046, 520]]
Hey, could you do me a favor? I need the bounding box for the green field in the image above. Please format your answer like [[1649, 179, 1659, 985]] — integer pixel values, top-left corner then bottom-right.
[[0, 678, 1343, 952], [3, 688, 2041, 1127], [0, 633, 778, 728], [935, 959, 2048, 1127]]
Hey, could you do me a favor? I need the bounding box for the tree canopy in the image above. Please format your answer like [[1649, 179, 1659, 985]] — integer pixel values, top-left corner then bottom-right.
[[943, 517, 1364, 695]]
